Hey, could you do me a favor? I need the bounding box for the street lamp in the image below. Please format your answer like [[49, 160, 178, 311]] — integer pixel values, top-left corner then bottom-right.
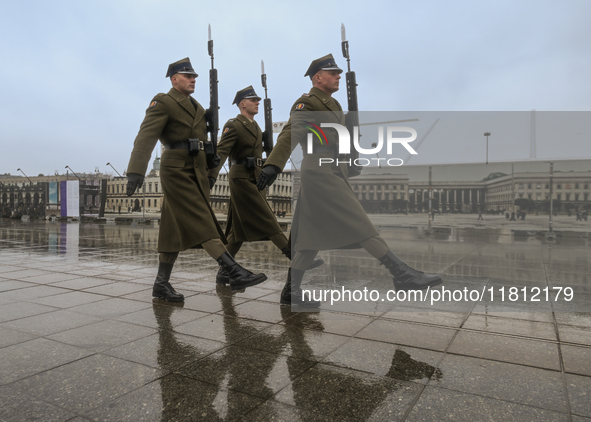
[[483, 132, 491, 164], [106, 162, 122, 178], [65, 165, 81, 180], [17, 168, 32, 184]]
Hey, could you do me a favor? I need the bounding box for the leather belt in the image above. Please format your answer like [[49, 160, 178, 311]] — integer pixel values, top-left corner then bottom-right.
[[231, 158, 264, 167], [164, 140, 204, 151]]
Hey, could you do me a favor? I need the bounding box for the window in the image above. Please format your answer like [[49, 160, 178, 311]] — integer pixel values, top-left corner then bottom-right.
[[149, 183, 152, 193], [566, 194, 571, 201], [519, 183, 524, 189], [557, 194, 562, 201], [536, 184, 541, 189], [155, 183, 158, 192], [116, 185, 119, 193], [575, 183, 580, 189], [528, 194, 532, 199], [545, 184, 549, 189], [528, 184, 532, 189], [575, 194, 579, 201], [557, 184, 562, 189]]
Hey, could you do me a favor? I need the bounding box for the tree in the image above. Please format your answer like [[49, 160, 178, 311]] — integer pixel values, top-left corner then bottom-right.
[[539, 199, 562, 214], [514, 198, 534, 212], [391, 199, 408, 213]]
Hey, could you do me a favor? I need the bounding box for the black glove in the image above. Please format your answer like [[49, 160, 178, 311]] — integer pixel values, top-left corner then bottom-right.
[[206, 154, 221, 170], [256, 165, 280, 191], [208, 177, 216, 189], [126, 173, 144, 197]]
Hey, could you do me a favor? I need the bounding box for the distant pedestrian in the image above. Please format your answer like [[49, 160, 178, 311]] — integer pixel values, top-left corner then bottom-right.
[[510, 212, 516, 221], [477, 212, 483, 220], [576, 212, 582, 221]]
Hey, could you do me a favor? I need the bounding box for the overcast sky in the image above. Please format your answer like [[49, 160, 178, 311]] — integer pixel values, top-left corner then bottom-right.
[[1, 0, 590, 177]]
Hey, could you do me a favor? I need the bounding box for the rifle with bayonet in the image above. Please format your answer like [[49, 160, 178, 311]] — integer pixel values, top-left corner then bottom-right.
[[261, 60, 274, 156], [341, 23, 362, 177], [205, 24, 221, 169]]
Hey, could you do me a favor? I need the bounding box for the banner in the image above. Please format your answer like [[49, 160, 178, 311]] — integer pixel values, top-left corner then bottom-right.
[[60, 180, 79, 217]]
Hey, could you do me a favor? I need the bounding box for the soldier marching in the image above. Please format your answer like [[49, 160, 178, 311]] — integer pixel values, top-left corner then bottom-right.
[[126, 32, 444, 306]]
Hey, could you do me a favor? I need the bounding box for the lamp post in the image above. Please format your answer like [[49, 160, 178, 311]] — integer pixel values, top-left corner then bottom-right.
[[428, 167, 433, 228], [65, 166, 81, 180], [17, 168, 32, 184], [106, 162, 122, 177], [483, 132, 491, 164], [549, 162, 554, 233]]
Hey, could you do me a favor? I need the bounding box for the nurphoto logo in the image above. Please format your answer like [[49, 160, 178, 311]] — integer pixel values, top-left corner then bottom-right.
[[308, 123, 418, 167]]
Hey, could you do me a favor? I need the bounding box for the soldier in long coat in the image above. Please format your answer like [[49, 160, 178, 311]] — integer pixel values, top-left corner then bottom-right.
[[208, 86, 322, 284], [126, 58, 266, 302], [257, 54, 443, 307]]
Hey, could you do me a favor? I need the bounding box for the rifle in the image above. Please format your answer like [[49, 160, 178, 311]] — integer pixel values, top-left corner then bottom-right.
[[261, 60, 274, 156], [205, 24, 220, 169], [341, 23, 362, 177]]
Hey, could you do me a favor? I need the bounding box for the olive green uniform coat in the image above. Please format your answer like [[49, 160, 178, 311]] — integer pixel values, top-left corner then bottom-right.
[[127, 88, 225, 253], [208, 114, 283, 242], [264, 87, 378, 251]]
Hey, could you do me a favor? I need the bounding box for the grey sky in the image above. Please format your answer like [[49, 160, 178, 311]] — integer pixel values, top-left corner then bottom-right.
[[1, 0, 590, 176]]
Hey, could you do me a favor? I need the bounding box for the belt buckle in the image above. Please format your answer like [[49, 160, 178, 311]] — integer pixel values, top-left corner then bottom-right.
[[198, 141, 204, 150], [256, 158, 263, 167]]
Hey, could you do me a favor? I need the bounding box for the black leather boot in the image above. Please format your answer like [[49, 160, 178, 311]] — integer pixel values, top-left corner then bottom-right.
[[280, 268, 321, 308], [216, 266, 230, 285], [379, 251, 442, 291], [153, 262, 184, 302], [216, 252, 267, 291], [281, 247, 325, 271]]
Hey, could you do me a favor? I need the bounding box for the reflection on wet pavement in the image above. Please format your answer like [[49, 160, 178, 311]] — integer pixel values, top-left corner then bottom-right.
[[0, 219, 590, 420]]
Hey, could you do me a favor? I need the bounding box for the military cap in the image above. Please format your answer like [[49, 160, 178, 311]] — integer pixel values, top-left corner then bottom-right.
[[232, 85, 262, 105], [165, 57, 198, 78], [304, 54, 343, 77]]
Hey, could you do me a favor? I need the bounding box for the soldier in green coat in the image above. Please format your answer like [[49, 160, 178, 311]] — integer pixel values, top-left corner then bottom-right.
[[126, 58, 267, 302], [257, 54, 443, 307], [208, 86, 322, 284]]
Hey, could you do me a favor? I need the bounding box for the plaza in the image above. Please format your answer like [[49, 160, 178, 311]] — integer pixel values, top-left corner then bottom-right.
[[0, 214, 590, 421]]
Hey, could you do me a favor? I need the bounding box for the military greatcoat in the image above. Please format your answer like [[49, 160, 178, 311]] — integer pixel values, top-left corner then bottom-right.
[[264, 87, 378, 251], [127, 88, 225, 253], [208, 114, 283, 242]]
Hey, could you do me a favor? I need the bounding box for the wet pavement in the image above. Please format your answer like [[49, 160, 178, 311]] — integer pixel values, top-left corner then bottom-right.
[[1, 217, 590, 421]]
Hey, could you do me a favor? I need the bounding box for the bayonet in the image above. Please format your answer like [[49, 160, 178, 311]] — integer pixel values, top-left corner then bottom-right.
[[340, 24, 361, 177], [261, 60, 273, 155], [205, 24, 220, 169]]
